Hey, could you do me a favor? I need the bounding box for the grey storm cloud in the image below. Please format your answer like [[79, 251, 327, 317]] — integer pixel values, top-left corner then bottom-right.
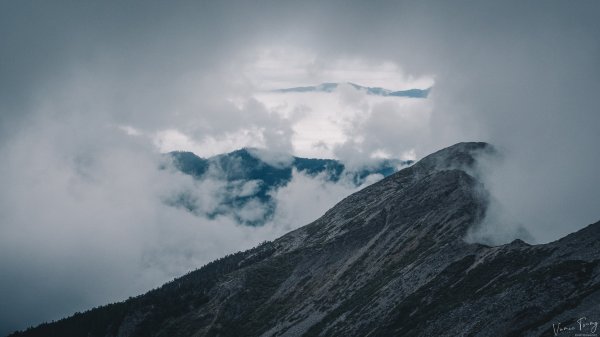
[[1, 0, 600, 335]]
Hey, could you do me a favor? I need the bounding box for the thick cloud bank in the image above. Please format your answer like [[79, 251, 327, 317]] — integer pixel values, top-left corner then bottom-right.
[[0, 115, 374, 334], [1, 0, 599, 334]]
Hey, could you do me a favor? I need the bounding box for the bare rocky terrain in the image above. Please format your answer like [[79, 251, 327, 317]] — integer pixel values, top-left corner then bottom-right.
[[9, 142, 600, 337]]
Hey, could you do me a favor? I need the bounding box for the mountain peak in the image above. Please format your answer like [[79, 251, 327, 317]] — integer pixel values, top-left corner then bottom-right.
[[414, 141, 494, 173], [275, 142, 491, 255]]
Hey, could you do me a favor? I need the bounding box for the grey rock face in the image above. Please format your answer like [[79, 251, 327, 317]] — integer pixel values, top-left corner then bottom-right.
[[9, 142, 600, 337]]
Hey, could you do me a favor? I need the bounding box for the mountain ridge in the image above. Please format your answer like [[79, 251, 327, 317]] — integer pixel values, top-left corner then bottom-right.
[[169, 148, 409, 185], [9, 142, 600, 337], [272, 82, 431, 98], [166, 148, 412, 226]]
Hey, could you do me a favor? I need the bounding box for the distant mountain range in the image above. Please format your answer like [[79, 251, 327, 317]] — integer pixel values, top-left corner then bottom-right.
[[166, 148, 412, 225], [13, 142, 600, 337], [273, 82, 431, 98]]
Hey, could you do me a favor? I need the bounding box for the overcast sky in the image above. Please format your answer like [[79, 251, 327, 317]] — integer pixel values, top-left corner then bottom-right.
[[1, 1, 600, 334]]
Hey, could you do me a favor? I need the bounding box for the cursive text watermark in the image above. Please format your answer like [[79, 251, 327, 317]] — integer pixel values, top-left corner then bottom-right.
[[553, 317, 598, 336]]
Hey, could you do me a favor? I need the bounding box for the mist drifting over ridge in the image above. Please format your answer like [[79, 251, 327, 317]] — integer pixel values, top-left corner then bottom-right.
[[1, 0, 600, 335], [8, 141, 600, 337]]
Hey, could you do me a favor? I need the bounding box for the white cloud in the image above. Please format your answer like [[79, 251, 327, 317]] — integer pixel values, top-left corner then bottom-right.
[[247, 148, 294, 168], [243, 46, 434, 90], [254, 85, 432, 161], [153, 127, 267, 158], [118, 125, 142, 136], [269, 169, 382, 233], [153, 129, 204, 154]]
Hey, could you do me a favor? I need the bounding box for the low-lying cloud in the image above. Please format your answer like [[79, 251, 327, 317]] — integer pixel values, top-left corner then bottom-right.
[[0, 109, 378, 333]]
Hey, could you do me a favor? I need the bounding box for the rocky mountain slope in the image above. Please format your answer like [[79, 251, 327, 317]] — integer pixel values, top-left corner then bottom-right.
[[9, 142, 600, 337]]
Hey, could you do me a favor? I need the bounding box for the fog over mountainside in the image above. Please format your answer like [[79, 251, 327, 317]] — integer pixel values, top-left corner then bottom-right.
[[166, 148, 411, 225], [1, 1, 599, 335], [9, 143, 599, 337]]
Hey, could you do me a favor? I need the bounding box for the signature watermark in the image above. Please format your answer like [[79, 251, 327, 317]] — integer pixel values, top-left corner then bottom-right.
[[553, 317, 598, 336]]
